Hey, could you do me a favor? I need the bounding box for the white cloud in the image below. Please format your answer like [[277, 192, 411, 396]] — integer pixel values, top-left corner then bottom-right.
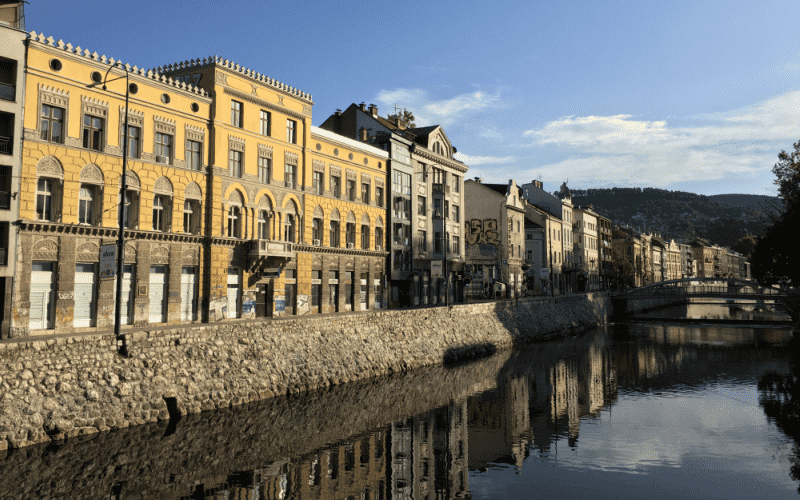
[[520, 91, 800, 187], [374, 87, 502, 127], [453, 152, 515, 165]]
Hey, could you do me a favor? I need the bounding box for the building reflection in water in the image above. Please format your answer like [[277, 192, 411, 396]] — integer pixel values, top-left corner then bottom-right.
[[2, 321, 794, 499]]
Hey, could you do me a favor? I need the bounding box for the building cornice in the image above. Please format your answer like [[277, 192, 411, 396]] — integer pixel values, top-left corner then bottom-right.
[[411, 146, 469, 173], [223, 87, 306, 121]]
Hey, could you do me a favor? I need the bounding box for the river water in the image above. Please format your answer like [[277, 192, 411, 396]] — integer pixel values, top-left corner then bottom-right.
[[0, 305, 797, 499]]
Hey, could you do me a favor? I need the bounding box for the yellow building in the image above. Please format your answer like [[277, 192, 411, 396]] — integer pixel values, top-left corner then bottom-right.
[[158, 57, 388, 319], [13, 32, 212, 336]]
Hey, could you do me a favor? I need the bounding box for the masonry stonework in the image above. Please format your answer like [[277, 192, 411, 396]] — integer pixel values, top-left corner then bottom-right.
[[0, 293, 608, 450]]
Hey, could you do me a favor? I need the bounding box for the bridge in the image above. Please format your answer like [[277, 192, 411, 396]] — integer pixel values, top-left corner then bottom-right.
[[611, 277, 800, 324]]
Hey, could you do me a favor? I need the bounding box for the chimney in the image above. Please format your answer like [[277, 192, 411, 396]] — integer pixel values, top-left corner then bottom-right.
[[369, 103, 378, 117], [395, 117, 405, 130], [359, 102, 366, 111], [335, 109, 342, 117], [359, 127, 369, 142]]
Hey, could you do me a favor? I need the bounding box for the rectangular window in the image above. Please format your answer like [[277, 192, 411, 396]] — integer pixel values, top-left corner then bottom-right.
[[347, 179, 356, 201], [231, 100, 243, 128], [361, 182, 370, 204], [125, 125, 140, 158], [452, 205, 460, 223], [155, 132, 173, 163], [375, 186, 384, 207], [285, 163, 296, 189], [329, 221, 340, 247], [260, 110, 271, 136], [40, 104, 64, 144], [287, 119, 297, 144], [344, 271, 354, 311], [331, 175, 341, 198], [0, 165, 9, 210], [375, 227, 383, 250], [229, 149, 242, 177], [418, 196, 426, 215], [329, 271, 339, 313], [361, 224, 370, 249], [313, 171, 324, 194], [0, 221, 8, 265], [258, 157, 271, 183], [186, 140, 202, 170], [434, 231, 441, 252], [311, 270, 321, 314], [420, 230, 427, 251], [82, 115, 104, 151], [453, 236, 460, 254], [453, 176, 460, 193]]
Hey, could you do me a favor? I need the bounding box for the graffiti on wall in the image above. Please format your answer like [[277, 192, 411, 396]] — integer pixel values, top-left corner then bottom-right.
[[465, 219, 500, 246]]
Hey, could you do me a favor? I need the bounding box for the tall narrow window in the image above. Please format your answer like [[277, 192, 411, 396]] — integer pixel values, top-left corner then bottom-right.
[[329, 221, 340, 247], [36, 178, 54, 221], [331, 175, 341, 198], [227, 206, 241, 238], [347, 180, 356, 201], [78, 185, 96, 224], [258, 157, 271, 183], [361, 183, 370, 204], [312, 218, 321, 242], [231, 100, 243, 128], [40, 104, 64, 143], [418, 196, 426, 215], [376, 186, 384, 207], [125, 125, 141, 158], [346, 223, 356, 247], [123, 190, 139, 229], [260, 110, 271, 136], [285, 163, 295, 189], [313, 171, 324, 195], [155, 132, 172, 163], [375, 227, 383, 250], [258, 210, 270, 239], [82, 115, 104, 151], [152, 195, 167, 231], [361, 225, 370, 249], [286, 119, 297, 144], [229, 149, 242, 177], [183, 200, 200, 234], [186, 140, 202, 170], [284, 213, 295, 242]]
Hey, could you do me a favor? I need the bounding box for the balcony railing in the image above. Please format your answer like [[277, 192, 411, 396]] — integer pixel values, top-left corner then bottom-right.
[[0, 82, 14, 101], [0, 136, 11, 155]]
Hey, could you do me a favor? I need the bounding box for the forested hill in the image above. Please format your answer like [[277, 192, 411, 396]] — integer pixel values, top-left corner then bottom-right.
[[569, 187, 780, 248]]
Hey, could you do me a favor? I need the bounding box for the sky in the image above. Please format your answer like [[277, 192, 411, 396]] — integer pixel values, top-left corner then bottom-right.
[[25, 0, 800, 196]]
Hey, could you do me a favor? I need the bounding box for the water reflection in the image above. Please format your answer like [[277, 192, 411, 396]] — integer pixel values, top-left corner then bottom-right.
[[634, 300, 793, 322], [0, 324, 797, 499]]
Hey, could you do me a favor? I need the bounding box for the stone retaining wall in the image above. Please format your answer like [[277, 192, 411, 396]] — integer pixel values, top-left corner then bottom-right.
[[0, 293, 609, 450]]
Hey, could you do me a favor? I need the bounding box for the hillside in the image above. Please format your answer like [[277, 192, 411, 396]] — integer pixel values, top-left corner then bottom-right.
[[569, 187, 780, 248]]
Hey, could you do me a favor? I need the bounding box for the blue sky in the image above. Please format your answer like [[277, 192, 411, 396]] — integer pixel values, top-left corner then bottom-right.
[[28, 0, 800, 196]]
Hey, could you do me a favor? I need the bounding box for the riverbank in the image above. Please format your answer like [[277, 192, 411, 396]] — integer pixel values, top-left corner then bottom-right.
[[0, 293, 609, 449]]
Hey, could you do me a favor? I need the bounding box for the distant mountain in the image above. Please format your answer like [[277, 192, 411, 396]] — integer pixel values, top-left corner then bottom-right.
[[568, 187, 781, 248]]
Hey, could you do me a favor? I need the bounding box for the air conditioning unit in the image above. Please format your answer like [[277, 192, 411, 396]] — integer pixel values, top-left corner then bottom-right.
[[313, 239, 321, 246], [155, 155, 168, 164], [347, 242, 355, 249]]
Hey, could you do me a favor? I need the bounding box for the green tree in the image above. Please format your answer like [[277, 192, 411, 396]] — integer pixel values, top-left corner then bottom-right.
[[752, 141, 800, 283], [732, 234, 759, 260], [387, 108, 416, 128]]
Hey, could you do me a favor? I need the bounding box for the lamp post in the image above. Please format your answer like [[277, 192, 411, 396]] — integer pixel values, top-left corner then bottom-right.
[[95, 62, 130, 345]]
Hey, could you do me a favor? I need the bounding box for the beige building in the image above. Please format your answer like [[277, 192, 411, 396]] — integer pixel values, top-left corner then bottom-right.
[[464, 179, 526, 298], [573, 206, 599, 291], [524, 201, 563, 294], [520, 180, 572, 293]]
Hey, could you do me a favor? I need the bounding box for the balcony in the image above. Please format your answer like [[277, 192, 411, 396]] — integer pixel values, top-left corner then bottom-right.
[[248, 239, 293, 269]]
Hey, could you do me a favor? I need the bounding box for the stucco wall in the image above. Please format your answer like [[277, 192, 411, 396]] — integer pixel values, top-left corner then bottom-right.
[[0, 293, 609, 450]]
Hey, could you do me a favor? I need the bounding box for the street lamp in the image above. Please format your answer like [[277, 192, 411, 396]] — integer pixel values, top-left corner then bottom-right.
[[93, 62, 130, 347]]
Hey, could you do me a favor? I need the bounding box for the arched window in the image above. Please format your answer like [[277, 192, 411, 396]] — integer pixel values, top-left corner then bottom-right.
[[35, 156, 64, 222], [283, 199, 298, 243], [361, 214, 370, 250], [123, 170, 141, 229], [312, 205, 323, 245], [345, 211, 356, 248], [329, 208, 340, 247], [227, 205, 241, 238], [183, 182, 202, 234], [152, 176, 173, 232], [257, 195, 272, 240], [375, 216, 384, 251]]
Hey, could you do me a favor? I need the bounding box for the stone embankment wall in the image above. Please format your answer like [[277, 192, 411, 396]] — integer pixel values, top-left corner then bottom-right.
[[0, 293, 609, 450]]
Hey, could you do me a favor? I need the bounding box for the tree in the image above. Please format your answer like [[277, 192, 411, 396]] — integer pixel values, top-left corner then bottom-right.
[[387, 108, 416, 128], [752, 141, 800, 283], [732, 234, 759, 260]]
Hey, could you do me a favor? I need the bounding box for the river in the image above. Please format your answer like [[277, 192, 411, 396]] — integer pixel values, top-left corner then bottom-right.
[[0, 304, 797, 499]]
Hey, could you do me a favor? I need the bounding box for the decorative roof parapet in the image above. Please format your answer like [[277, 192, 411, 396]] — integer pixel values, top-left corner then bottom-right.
[[28, 30, 209, 98], [155, 55, 313, 103]]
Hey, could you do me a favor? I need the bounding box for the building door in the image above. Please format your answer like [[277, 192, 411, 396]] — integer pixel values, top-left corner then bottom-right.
[[227, 267, 240, 319], [74, 263, 96, 327], [114, 264, 135, 325], [328, 271, 338, 313], [149, 265, 167, 323], [180, 266, 197, 321], [360, 273, 368, 310], [284, 269, 296, 315], [30, 261, 55, 330], [311, 270, 321, 314], [343, 271, 353, 312]]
